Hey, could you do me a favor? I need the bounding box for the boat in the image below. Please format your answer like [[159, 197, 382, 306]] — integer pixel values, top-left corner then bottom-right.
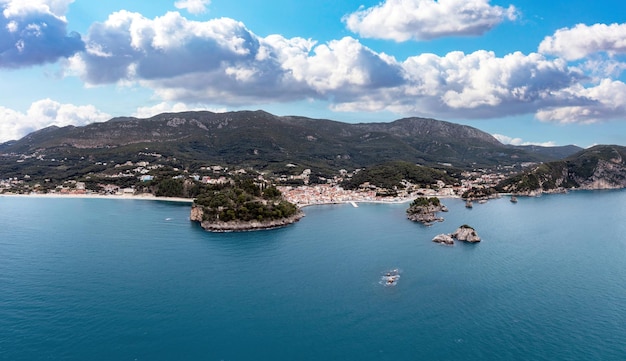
[[465, 200, 473, 208], [381, 269, 400, 286], [382, 274, 399, 286], [510, 196, 518, 203]]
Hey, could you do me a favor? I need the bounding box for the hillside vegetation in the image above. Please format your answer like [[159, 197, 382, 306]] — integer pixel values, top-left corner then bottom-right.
[[496, 145, 626, 194], [0, 110, 581, 185], [341, 161, 458, 192], [193, 178, 299, 223]]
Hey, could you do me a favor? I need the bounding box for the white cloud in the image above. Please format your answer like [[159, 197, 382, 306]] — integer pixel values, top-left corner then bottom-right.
[[71, 12, 403, 103], [492, 133, 556, 147], [331, 50, 583, 119], [74, 11, 263, 84], [0, 0, 83, 68], [174, 0, 210, 15], [535, 79, 626, 124], [1, 0, 74, 19], [539, 23, 626, 61], [343, 0, 517, 41], [133, 102, 226, 118], [65, 11, 626, 126], [0, 99, 110, 143], [275, 36, 404, 93], [581, 58, 626, 78]]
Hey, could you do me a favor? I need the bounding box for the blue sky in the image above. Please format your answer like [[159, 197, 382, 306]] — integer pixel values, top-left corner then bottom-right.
[[1, 0, 626, 147]]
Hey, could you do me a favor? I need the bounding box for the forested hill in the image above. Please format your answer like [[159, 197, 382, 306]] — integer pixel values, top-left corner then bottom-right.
[[1, 110, 580, 177], [496, 145, 626, 194]]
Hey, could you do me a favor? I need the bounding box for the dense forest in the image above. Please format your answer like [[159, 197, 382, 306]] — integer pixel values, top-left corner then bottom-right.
[[192, 178, 299, 223], [341, 161, 459, 192]]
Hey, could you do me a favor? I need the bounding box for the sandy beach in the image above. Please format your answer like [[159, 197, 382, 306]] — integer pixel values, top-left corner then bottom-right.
[[0, 193, 194, 203], [0, 189, 461, 206]]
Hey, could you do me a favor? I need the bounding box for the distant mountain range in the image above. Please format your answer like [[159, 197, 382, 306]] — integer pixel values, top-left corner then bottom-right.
[[0, 110, 582, 181]]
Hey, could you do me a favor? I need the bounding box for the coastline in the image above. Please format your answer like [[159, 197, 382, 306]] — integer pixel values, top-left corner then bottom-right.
[[0, 192, 194, 203], [295, 194, 460, 208], [0, 191, 462, 206]]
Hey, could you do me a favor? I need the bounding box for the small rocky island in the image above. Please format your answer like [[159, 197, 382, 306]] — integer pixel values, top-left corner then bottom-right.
[[432, 225, 481, 245], [190, 178, 304, 232], [406, 197, 448, 225]]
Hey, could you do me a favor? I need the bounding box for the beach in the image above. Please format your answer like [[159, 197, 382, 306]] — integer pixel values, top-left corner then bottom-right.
[[1, 185, 463, 206], [0, 192, 194, 203]]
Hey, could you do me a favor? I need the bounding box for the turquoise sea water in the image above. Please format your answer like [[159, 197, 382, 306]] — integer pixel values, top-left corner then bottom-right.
[[1, 191, 626, 361]]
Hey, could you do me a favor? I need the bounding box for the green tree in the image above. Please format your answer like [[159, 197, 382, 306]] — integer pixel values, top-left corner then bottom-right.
[[155, 178, 184, 197]]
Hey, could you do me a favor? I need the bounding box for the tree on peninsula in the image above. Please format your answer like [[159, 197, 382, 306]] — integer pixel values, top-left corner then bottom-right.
[[192, 178, 300, 224]]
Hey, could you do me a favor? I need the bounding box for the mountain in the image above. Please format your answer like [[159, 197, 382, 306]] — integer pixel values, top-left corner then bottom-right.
[[496, 145, 626, 194], [0, 110, 580, 181], [511, 144, 583, 161]]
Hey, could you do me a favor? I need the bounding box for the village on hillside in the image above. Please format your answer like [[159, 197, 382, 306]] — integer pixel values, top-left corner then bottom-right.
[[0, 155, 516, 205]]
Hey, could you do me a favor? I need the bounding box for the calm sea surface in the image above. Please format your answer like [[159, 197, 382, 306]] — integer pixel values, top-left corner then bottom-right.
[[1, 191, 626, 361]]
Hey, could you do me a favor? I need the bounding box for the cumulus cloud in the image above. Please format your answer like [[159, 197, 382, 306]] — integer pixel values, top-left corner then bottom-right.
[[343, 0, 517, 41], [70, 11, 404, 104], [0, 0, 84, 68], [64, 10, 626, 126], [1, 0, 74, 18], [535, 79, 626, 124], [174, 0, 210, 15], [539, 23, 626, 61], [333, 50, 585, 119], [492, 133, 556, 147], [0, 99, 110, 143], [75, 11, 268, 84], [133, 102, 226, 118]]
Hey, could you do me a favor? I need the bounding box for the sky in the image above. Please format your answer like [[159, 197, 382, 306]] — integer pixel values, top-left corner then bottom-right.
[[1, 0, 626, 147]]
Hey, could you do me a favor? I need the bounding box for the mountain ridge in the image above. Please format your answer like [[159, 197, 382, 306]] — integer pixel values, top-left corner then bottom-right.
[[0, 110, 582, 182], [496, 144, 626, 194]]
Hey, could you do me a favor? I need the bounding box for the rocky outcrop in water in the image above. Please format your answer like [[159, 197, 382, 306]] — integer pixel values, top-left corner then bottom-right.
[[432, 234, 454, 245], [451, 225, 481, 243], [432, 225, 481, 245], [190, 205, 304, 232], [406, 197, 448, 225]]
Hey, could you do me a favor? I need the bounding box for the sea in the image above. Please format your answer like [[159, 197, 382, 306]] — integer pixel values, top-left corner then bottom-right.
[[1, 190, 626, 361]]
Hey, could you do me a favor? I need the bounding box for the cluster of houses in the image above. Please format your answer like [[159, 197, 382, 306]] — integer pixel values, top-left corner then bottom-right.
[[1, 153, 519, 198]]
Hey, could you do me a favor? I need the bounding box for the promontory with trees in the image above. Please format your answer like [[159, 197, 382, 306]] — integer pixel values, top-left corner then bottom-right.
[[189, 178, 304, 232], [406, 197, 448, 225]]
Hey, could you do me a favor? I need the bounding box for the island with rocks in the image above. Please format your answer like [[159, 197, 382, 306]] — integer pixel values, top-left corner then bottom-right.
[[432, 225, 481, 245], [190, 178, 304, 232], [406, 197, 448, 225]]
